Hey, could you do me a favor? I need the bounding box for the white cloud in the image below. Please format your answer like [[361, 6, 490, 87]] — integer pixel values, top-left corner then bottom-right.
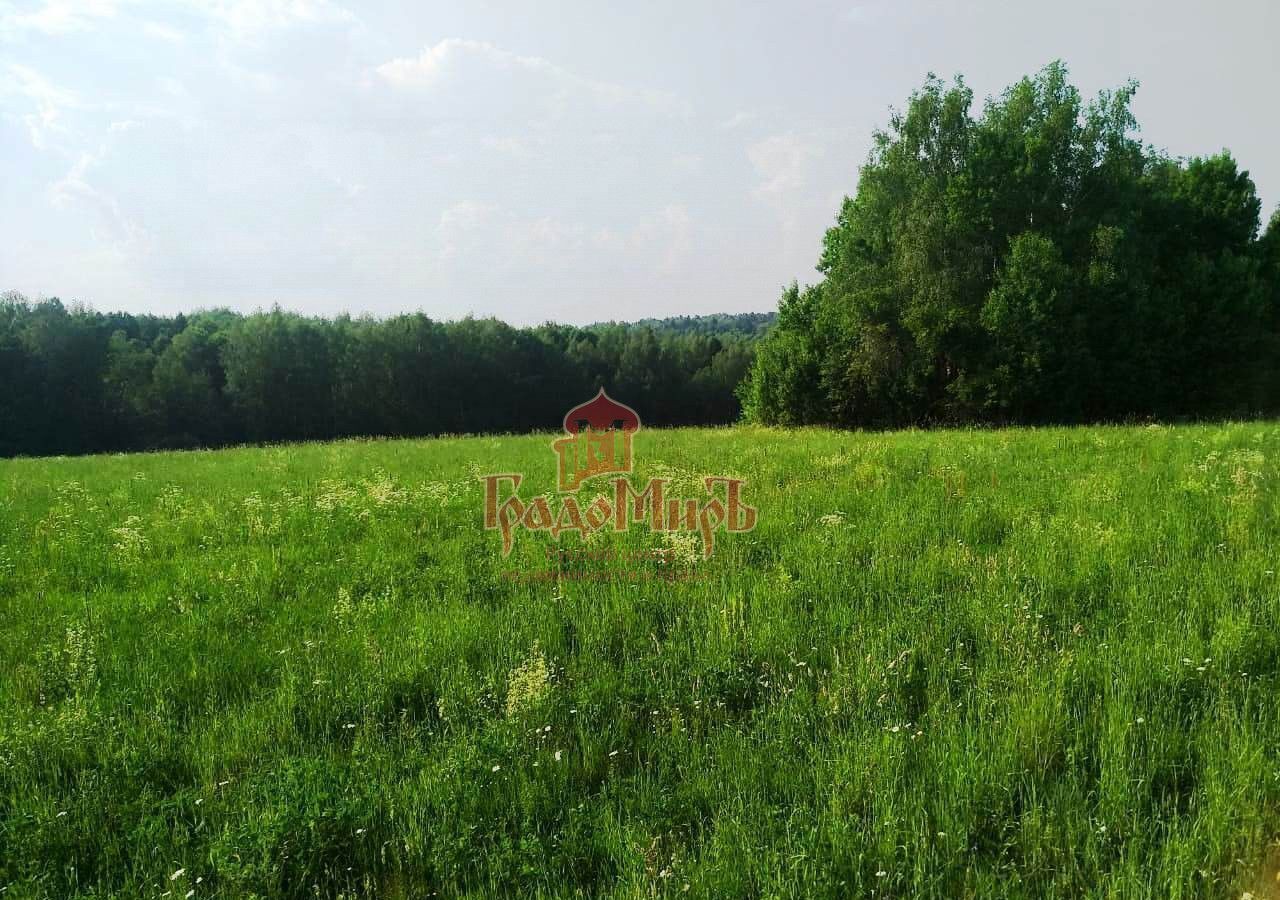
[[0, 57, 156, 265], [436, 201, 588, 268], [1, 0, 355, 42], [1, 63, 81, 148], [481, 134, 543, 159], [50, 148, 151, 257], [608, 204, 694, 275], [720, 110, 756, 130], [376, 38, 691, 119], [671, 153, 703, 173], [749, 133, 826, 197], [141, 19, 183, 42], [0, 0, 119, 36], [376, 38, 542, 89], [436, 201, 696, 279], [184, 0, 355, 38]]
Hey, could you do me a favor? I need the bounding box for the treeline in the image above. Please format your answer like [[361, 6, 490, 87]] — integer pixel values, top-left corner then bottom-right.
[[614, 313, 777, 338], [740, 62, 1280, 427], [0, 298, 773, 457]]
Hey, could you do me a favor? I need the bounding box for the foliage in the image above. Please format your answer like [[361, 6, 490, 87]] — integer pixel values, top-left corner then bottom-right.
[[0, 300, 770, 457], [742, 62, 1279, 426]]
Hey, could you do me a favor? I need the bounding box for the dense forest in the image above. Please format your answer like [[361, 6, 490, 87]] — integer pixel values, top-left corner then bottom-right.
[[0, 298, 772, 457], [740, 63, 1280, 427]]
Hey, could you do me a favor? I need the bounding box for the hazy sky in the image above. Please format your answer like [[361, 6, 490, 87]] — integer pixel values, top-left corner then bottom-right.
[[2, 0, 1277, 325]]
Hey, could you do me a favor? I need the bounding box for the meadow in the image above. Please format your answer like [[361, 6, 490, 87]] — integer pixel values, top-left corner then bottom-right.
[[1, 423, 1279, 899]]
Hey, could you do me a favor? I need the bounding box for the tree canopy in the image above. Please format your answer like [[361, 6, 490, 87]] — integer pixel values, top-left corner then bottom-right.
[[740, 63, 1280, 427], [0, 299, 771, 457]]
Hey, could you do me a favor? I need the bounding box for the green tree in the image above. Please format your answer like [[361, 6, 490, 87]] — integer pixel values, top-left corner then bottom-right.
[[744, 62, 1278, 427]]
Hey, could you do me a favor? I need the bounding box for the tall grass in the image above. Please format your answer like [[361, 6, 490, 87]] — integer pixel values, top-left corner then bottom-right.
[[1, 423, 1278, 898]]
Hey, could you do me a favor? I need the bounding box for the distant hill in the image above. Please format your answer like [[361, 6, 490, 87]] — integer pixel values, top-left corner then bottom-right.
[[591, 312, 776, 338]]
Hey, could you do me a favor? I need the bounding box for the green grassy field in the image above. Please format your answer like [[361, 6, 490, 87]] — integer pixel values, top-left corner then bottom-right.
[[2, 423, 1279, 898]]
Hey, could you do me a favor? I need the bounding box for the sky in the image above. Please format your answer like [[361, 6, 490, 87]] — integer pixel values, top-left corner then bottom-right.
[[2, 0, 1277, 326]]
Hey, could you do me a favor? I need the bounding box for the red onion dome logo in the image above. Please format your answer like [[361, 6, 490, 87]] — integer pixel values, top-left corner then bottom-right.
[[562, 388, 641, 436], [553, 389, 641, 491]]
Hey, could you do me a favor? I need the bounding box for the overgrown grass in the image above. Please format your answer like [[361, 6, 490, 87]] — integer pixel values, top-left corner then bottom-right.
[[1, 423, 1279, 898]]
